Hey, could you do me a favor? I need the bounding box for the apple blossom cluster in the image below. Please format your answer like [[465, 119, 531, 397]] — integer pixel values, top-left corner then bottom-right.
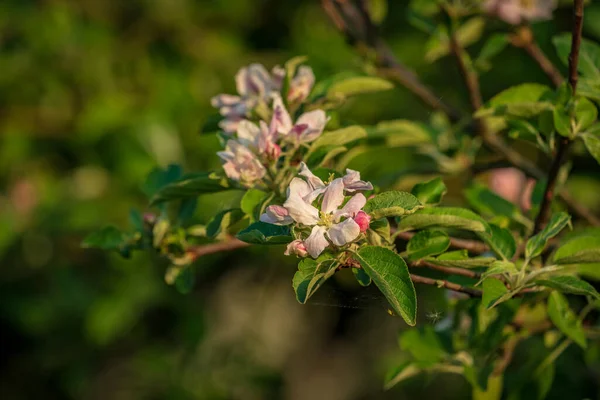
[[483, 0, 556, 24], [212, 63, 327, 188], [260, 163, 373, 259]]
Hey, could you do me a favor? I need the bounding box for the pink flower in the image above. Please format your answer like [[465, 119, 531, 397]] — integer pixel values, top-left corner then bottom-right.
[[217, 140, 266, 187], [260, 205, 293, 225], [287, 66, 315, 104], [271, 96, 328, 144], [353, 211, 371, 233], [483, 0, 556, 25], [284, 240, 308, 257]]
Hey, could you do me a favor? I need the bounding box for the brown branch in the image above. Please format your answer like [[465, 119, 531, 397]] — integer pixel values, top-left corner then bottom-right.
[[511, 26, 564, 87], [449, 34, 483, 110], [533, 0, 584, 234], [410, 273, 482, 297], [411, 259, 482, 280], [395, 231, 489, 254], [187, 237, 249, 260], [321, 0, 460, 121]]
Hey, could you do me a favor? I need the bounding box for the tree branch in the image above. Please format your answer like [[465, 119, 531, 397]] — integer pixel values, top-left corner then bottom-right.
[[410, 259, 482, 280], [533, 0, 584, 233], [410, 273, 482, 297], [187, 237, 250, 260], [511, 26, 564, 87]]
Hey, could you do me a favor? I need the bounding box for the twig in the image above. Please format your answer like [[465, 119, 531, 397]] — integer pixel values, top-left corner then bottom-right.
[[533, 0, 584, 233], [511, 26, 564, 87], [411, 259, 482, 280], [321, 0, 460, 120], [410, 273, 482, 297], [187, 237, 249, 260], [395, 231, 489, 254], [449, 34, 483, 110]]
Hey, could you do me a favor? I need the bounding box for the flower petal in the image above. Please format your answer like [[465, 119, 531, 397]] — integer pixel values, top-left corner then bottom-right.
[[236, 120, 261, 147], [295, 110, 327, 143], [327, 218, 360, 247], [304, 226, 329, 258], [334, 193, 366, 222], [284, 239, 308, 257], [343, 168, 373, 192], [298, 162, 325, 190], [321, 178, 345, 214], [270, 95, 293, 135], [287, 177, 313, 199], [260, 205, 293, 225], [284, 194, 320, 226]]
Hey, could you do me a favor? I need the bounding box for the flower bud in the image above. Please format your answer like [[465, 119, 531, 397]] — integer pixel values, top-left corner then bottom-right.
[[143, 212, 157, 226], [353, 211, 371, 233], [267, 143, 281, 160], [284, 239, 308, 257]]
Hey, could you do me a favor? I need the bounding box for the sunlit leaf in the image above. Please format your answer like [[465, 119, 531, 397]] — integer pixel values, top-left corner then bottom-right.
[[547, 291, 586, 348], [411, 177, 447, 204], [404, 230, 450, 262], [364, 191, 423, 219], [526, 212, 571, 259]]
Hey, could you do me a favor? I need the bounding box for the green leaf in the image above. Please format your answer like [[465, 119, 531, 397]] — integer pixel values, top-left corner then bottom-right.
[[536, 361, 555, 400], [582, 130, 600, 165], [482, 278, 509, 309], [552, 34, 600, 80], [397, 207, 489, 233], [150, 172, 231, 204], [353, 267, 372, 286], [241, 189, 270, 222], [366, 0, 387, 24], [236, 222, 292, 245], [310, 126, 367, 149], [535, 275, 599, 299], [399, 326, 447, 366], [428, 255, 496, 269], [404, 230, 450, 262], [367, 120, 433, 147], [411, 177, 447, 204], [293, 256, 337, 303], [206, 209, 245, 239], [574, 97, 598, 132], [425, 17, 485, 62], [481, 224, 517, 261], [363, 191, 423, 219], [142, 164, 183, 197], [326, 77, 393, 99], [384, 362, 422, 390], [553, 105, 572, 137], [174, 267, 195, 294], [475, 33, 509, 72], [82, 226, 125, 250], [305, 145, 347, 168], [476, 83, 553, 118], [465, 183, 528, 226], [547, 291, 586, 348], [354, 246, 417, 325], [578, 78, 600, 102], [480, 261, 518, 282], [553, 234, 600, 264], [526, 212, 571, 259]]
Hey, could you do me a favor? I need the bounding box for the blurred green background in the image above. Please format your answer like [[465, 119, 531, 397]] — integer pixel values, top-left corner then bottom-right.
[[1, 1, 599, 399]]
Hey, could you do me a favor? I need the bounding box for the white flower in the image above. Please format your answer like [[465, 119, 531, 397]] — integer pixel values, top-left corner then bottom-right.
[[483, 0, 556, 25], [211, 63, 284, 133], [271, 96, 328, 144], [217, 140, 266, 187], [236, 119, 280, 160], [287, 66, 315, 104]]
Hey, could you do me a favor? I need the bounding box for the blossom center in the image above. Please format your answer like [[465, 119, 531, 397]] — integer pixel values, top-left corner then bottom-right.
[[318, 211, 334, 228]]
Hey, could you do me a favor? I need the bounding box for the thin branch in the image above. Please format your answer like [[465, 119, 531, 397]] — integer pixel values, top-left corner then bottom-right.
[[449, 34, 483, 110], [395, 231, 489, 254], [511, 26, 564, 87], [410, 273, 483, 297], [187, 237, 249, 260], [533, 0, 584, 233], [411, 259, 482, 280], [321, 0, 460, 120]]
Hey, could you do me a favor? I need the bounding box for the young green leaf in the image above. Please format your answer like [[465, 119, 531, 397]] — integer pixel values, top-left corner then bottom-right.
[[427, 255, 496, 269], [535, 275, 599, 299], [363, 191, 423, 219], [404, 230, 450, 262], [465, 183, 530, 228], [354, 246, 417, 326], [369, 120, 433, 147], [480, 224, 516, 261], [293, 256, 337, 303], [574, 97, 598, 133], [310, 126, 367, 149], [174, 266, 195, 294], [353, 267, 372, 286], [384, 362, 422, 390], [425, 17, 485, 62], [482, 278, 509, 309], [150, 172, 231, 204], [552, 34, 600, 80], [305, 145, 347, 168], [474, 33, 509, 72], [582, 130, 600, 165], [326, 77, 393, 99], [82, 226, 125, 250], [206, 209, 245, 239], [547, 291, 586, 348], [553, 234, 600, 265], [526, 212, 571, 259], [479, 261, 518, 282], [411, 177, 447, 204], [397, 207, 489, 233], [236, 222, 292, 245], [240, 189, 270, 222], [476, 83, 553, 118]]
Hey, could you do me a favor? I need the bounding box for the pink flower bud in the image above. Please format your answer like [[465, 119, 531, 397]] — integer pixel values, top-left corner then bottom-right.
[[143, 213, 156, 226], [268, 143, 281, 160], [284, 239, 308, 257], [353, 211, 371, 233]]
